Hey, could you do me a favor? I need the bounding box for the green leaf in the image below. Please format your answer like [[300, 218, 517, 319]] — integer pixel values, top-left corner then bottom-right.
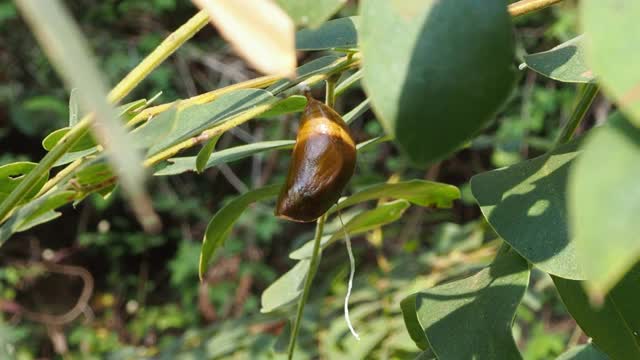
[[556, 344, 609, 360], [334, 180, 460, 213], [554, 264, 640, 360], [0, 191, 76, 245], [401, 247, 530, 358], [471, 140, 588, 280], [276, 0, 347, 29], [195, 135, 221, 174], [42, 127, 96, 151], [199, 184, 281, 280], [261, 259, 310, 313], [138, 89, 276, 155], [581, 0, 640, 126], [0, 162, 49, 205], [75, 160, 113, 187], [569, 113, 640, 296], [289, 199, 410, 259], [258, 95, 307, 118], [523, 35, 594, 84], [343, 98, 370, 125], [267, 55, 341, 94], [130, 106, 178, 150], [16, 0, 148, 221], [295, 17, 359, 50], [360, 0, 516, 165], [68, 88, 79, 126], [53, 147, 98, 167], [155, 140, 295, 176]]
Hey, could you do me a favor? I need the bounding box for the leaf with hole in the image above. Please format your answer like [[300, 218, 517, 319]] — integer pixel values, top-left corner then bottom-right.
[[0, 162, 49, 205], [581, 0, 640, 126], [289, 199, 410, 259], [199, 184, 282, 280], [554, 263, 640, 360], [360, 0, 516, 165], [569, 113, 640, 296], [471, 139, 587, 280], [523, 35, 594, 83], [401, 247, 529, 358], [295, 16, 358, 50]]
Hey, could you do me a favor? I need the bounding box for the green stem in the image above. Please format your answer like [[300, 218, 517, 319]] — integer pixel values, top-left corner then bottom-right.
[[108, 10, 209, 104], [0, 10, 209, 224], [325, 75, 339, 108], [508, 0, 564, 17], [288, 214, 327, 360], [554, 84, 599, 147]]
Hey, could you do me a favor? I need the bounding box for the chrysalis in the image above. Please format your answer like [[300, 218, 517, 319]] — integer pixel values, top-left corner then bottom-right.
[[275, 93, 356, 222]]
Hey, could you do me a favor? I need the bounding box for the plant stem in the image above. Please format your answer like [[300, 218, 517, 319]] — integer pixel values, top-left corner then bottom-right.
[[127, 75, 280, 126], [508, 0, 564, 17], [554, 83, 599, 147], [0, 10, 209, 224], [108, 10, 210, 104], [325, 75, 338, 108], [288, 214, 327, 360]]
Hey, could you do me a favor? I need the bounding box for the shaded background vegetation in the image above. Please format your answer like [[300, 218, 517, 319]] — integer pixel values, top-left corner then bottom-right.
[[0, 0, 607, 358]]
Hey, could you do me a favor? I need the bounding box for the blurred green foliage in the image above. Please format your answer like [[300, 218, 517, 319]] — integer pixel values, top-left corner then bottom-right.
[[0, 1, 589, 359]]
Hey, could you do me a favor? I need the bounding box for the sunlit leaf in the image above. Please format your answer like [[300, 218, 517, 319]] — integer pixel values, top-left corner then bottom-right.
[[569, 113, 640, 296], [289, 200, 410, 259], [554, 264, 640, 360], [193, 0, 296, 77], [360, 0, 516, 165], [68, 88, 79, 126], [523, 35, 594, 83], [581, 0, 640, 126], [471, 139, 588, 280], [401, 247, 529, 358], [257, 95, 307, 118]]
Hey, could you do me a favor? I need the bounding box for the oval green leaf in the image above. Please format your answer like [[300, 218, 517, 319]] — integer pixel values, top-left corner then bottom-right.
[[289, 199, 410, 259], [42, 127, 96, 152], [261, 259, 310, 313], [523, 35, 595, 83], [360, 0, 516, 165], [569, 113, 640, 296], [333, 180, 460, 213], [295, 16, 359, 50], [257, 95, 307, 118], [471, 139, 588, 280], [199, 184, 282, 280], [581, 0, 640, 126], [553, 264, 640, 360], [401, 247, 530, 358]]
